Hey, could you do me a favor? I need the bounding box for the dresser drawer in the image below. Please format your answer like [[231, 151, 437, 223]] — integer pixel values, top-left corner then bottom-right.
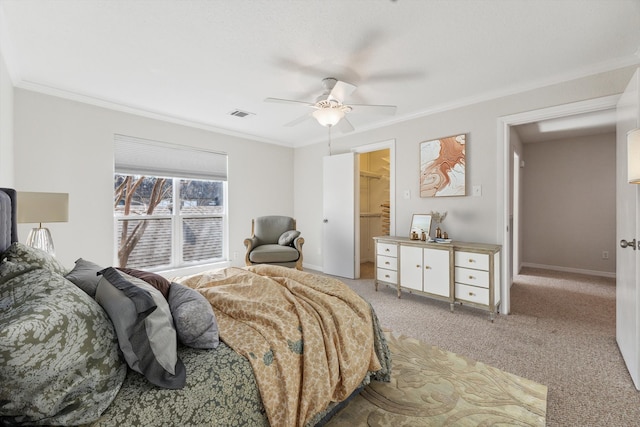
[[377, 255, 397, 271], [377, 243, 398, 257], [455, 251, 489, 270], [377, 268, 398, 284], [455, 267, 489, 288], [455, 283, 489, 305]]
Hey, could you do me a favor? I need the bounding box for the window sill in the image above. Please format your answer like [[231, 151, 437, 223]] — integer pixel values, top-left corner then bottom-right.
[[157, 261, 231, 280]]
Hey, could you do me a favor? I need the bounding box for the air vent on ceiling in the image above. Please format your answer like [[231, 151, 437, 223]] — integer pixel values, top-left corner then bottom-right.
[[228, 109, 254, 118]]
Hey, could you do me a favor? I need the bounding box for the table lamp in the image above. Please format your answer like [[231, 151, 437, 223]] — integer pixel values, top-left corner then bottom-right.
[[17, 191, 69, 256]]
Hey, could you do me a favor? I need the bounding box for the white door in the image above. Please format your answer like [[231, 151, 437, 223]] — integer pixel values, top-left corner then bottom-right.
[[616, 68, 640, 389], [323, 153, 357, 278]]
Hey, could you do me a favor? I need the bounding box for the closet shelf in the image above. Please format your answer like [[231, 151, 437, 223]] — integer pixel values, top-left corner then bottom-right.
[[360, 171, 382, 179]]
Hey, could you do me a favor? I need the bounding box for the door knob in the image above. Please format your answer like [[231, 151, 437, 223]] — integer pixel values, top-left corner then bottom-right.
[[620, 239, 637, 250], [323, 219, 328, 223]]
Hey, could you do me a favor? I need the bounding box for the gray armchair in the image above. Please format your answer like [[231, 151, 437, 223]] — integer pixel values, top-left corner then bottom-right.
[[244, 216, 304, 270]]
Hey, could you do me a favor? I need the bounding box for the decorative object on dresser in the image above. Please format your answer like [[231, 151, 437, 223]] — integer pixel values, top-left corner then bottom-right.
[[409, 213, 432, 241], [373, 236, 501, 321], [420, 133, 466, 197], [17, 191, 69, 256], [430, 210, 448, 240]]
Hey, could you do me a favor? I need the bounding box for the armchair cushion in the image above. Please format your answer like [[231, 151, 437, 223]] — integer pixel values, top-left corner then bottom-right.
[[278, 230, 300, 246], [254, 216, 296, 245], [249, 244, 299, 264]]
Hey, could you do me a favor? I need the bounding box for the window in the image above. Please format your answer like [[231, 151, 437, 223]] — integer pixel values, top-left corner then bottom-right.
[[114, 135, 227, 270]]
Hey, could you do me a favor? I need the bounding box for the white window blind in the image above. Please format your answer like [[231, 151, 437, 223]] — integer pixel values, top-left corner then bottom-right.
[[114, 134, 227, 181]]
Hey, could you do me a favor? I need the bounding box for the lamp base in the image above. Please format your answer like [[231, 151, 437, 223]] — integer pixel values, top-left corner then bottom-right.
[[26, 227, 55, 256]]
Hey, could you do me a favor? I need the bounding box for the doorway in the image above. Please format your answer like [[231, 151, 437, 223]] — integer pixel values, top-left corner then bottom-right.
[[353, 140, 396, 279], [499, 95, 619, 314], [359, 149, 390, 278]]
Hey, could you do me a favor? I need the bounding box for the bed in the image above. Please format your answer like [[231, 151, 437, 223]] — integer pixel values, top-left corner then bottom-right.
[[0, 188, 391, 426]]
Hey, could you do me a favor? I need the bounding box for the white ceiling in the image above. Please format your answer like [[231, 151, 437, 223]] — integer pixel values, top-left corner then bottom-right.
[[1, 0, 639, 147]]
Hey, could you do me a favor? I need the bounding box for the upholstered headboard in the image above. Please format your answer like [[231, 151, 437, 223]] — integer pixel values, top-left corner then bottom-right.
[[0, 188, 18, 253]]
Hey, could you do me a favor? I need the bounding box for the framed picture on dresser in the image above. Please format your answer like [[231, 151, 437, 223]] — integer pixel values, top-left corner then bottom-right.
[[410, 214, 432, 238]]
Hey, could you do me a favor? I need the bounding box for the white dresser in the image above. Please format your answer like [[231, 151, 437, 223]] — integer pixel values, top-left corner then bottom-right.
[[375, 241, 398, 286], [373, 236, 501, 320]]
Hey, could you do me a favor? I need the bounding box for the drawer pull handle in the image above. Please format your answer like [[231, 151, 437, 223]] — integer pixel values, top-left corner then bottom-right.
[[425, 266, 431, 270], [385, 249, 390, 252], [385, 261, 390, 265], [469, 275, 475, 280], [468, 259, 475, 263], [416, 264, 421, 268], [468, 292, 476, 297], [385, 274, 390, 278]]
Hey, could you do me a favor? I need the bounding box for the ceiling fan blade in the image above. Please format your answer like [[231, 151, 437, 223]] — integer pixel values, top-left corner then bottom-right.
[[284, 113, 313, 127], [264, 97, 314, 107], [349, 103, 397, 115], [336, 116, 355, 133], [329, 80, 357, 102]]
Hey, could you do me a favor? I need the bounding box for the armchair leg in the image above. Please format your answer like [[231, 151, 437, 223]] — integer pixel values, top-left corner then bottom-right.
[[294, 237, 304, 270]]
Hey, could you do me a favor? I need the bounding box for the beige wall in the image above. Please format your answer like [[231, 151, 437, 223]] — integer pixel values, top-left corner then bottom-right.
[[12, 89, 294, 269], [522, 133, 616, 275], [294, 67, 635, 273]]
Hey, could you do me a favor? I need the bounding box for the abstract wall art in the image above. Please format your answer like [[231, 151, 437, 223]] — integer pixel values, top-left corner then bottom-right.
[[419, 133, 466, 197]]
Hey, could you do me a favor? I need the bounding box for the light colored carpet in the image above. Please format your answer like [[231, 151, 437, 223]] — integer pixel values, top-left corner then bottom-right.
[[327, 331, 547, 426], [324, 265, 640, 426]]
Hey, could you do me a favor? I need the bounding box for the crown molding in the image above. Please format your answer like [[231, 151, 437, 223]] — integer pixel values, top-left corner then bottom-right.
[[14, 79, 295, 148]]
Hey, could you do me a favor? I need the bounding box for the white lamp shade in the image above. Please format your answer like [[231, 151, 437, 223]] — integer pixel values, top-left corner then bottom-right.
[[313, 108, 345, 127], [628, 129, 640, 184], [17, 192, 69, 224]]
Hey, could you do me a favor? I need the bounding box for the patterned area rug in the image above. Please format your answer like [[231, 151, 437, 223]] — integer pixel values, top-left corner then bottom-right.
[[327, 332, 547, 426]]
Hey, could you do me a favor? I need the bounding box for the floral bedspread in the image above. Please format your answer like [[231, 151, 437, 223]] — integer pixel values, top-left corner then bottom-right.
[[86, 342, 269, 427], [176, 265, 386, 427]]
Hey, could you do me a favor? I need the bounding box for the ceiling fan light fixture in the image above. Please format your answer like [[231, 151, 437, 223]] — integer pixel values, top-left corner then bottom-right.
[[313, 107, 345, 127]]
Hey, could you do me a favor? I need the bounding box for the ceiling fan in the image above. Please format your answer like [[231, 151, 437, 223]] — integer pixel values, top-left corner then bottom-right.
[[264, 77, 397, 132]]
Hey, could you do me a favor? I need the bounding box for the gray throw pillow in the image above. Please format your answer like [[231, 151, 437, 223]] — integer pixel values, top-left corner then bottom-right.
[[65, 258, 105, 297], [95, 267, 186, 389], [168, 282, 219, 349], [278, 230, 300, 246]]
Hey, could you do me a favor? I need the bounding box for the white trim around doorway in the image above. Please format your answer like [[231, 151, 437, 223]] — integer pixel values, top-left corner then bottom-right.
[[497, 95, 620, 314]]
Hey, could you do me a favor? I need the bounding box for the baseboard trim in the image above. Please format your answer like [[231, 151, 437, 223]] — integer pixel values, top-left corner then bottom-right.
[[303, 262, 323, 272], [520, 262, 616, 279]]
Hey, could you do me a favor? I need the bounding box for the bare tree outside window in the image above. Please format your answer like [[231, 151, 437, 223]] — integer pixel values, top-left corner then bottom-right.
[[114, 175, 172, 267], [114, 174, 224, 269]]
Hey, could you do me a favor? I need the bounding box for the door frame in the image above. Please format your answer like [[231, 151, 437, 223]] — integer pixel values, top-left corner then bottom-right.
[[497, 95, 619, 314], [352, 139, 396, 271]]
